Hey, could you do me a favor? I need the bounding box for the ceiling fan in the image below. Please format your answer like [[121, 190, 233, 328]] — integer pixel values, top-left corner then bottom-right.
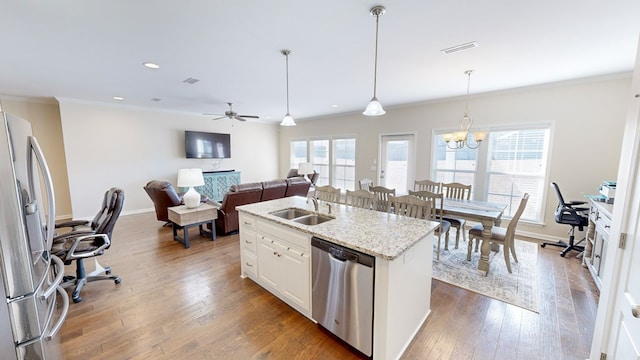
[[208, 102, 259, 122]]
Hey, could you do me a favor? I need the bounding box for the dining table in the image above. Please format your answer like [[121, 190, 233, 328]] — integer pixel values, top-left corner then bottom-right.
[[441, 198, 508, 274]]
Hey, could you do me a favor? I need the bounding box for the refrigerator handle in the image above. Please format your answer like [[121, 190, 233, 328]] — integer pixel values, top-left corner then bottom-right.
[[45, 286, 69, 341], [27, 136, 56, 251], [41, 254, 64, 300]]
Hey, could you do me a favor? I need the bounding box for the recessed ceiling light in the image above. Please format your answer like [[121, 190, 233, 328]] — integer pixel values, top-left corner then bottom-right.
[[113, 96, 124, 101], [331, 104, 339, 108], [441, 41, 478, 55], [143, 62, 160, 69]]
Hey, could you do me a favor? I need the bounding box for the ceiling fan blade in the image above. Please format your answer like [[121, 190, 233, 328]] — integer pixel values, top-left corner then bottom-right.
[[212, 116, 227, 121], [238, 114, 260, 119], [233, 116, 247, 122]]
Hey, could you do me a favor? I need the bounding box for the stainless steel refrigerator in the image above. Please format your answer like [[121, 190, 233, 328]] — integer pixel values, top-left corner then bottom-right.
[[0, 111, 69, 359]]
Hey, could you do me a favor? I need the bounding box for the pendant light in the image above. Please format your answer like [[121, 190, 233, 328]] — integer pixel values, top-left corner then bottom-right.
[[363, 5, 386, 116], [442, 70, 487, 149], [280, 49, 296, 126]]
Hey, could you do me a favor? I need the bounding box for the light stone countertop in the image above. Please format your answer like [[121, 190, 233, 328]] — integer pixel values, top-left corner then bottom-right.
[[236, 196, 439, 260]]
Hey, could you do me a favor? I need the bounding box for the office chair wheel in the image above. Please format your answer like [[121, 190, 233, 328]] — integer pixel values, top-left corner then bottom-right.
[[560, 252, 566, 257], [72, 295, 82, 303], [541, 243, 547, 248], [114, 277, 121, 284]]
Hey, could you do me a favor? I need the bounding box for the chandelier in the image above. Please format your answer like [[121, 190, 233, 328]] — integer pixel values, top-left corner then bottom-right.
[[442, 70, 487, 149]]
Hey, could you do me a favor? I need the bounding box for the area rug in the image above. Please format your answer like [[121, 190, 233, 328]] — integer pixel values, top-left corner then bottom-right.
[[432, 238, 539, 313]]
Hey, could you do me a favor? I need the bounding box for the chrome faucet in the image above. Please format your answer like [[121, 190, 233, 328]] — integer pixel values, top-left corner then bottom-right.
[[308, 197, 319, 211]]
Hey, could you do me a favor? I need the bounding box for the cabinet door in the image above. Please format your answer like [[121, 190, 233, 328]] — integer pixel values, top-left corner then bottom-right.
[[280, 247, 310, 311], [257, 236, 280, 289]]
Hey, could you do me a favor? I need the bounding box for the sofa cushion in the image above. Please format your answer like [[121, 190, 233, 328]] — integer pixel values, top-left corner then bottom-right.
[[229, 182, 263, 192], [261, 179, 287, 201], [285, 177, 311, 197]]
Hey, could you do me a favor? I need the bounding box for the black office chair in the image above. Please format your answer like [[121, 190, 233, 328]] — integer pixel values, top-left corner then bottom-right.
[[52, 188, 124, 302], [541, 182, 589, 257]]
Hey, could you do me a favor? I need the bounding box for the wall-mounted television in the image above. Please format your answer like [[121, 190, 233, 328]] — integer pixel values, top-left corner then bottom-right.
[[184, 131, 231, 159]]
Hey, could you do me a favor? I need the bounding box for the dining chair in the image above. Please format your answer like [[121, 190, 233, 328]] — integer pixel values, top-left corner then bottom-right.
[[314, 185, 341, 203], [409, 190, 451, 260], [345, 189, 375, 209], [441, 182, 472, 249], [467, 193, 529, 273], [386, 194, 431, 219], [370, 186, 396, 212], [358, 178, 374, 192], [414, 179, 441, 193]]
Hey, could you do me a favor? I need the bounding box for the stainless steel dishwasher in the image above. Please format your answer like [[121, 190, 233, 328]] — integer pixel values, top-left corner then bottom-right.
[[311, 237, 375, 357]]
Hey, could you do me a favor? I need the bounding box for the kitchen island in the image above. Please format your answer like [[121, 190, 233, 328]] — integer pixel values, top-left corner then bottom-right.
[[236, 196, 438, 360]]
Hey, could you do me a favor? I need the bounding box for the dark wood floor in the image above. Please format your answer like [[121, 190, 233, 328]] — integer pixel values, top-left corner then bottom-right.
[[57, 212, 599, 360]]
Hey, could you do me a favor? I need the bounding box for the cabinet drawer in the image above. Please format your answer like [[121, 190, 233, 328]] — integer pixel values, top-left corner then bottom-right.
[[241, 228, 257, 252], [595, 211, 612, 235], [242, 250, 258, 278], [257, 219, 310, 253], [239, 213, 257, 231]]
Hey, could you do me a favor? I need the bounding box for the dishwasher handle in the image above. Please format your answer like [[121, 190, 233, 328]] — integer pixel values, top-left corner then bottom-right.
[[329, 247, 358, 262]]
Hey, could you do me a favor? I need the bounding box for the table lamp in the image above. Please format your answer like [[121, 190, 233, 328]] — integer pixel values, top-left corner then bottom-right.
[[298, 162, 313, 182], [177, 168, 205, 208]]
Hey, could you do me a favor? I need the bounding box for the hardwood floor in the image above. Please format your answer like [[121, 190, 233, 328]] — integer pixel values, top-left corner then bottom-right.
[[58, 212, 599, 360]]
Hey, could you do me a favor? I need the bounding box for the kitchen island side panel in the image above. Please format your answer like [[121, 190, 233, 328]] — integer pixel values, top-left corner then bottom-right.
[[373, 234, 433, 360]]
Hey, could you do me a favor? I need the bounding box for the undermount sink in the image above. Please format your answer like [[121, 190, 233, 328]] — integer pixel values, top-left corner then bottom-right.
[[292, 214, 334, 226], [269, 208, 334, 226], [270, 208, 312, 220]]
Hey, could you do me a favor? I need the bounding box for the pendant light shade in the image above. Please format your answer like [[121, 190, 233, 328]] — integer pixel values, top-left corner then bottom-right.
[[363, 5, 386, 116], [280, 49, 296, 126]]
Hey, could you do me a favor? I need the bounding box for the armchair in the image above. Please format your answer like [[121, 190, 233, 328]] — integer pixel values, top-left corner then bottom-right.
[[143, 180, 206, 225], [51, 188, 124, 303]]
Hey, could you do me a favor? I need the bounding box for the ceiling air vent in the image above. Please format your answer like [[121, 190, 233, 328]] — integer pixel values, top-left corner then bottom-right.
[[441, 41, 478, 55], [182, 77, 200, 84]]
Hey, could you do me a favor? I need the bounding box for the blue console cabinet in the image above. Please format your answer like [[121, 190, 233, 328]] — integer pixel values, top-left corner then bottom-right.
[[197, 171, 241, 202]]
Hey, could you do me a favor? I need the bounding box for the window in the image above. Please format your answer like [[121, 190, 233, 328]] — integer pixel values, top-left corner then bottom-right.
[[290, 137, 356, 191], [486, 128, 550, 221], [433, 125, 551, 222], [333, 138, 356, 191], [290, 140, 307, 170], [434, 134, 477, 197], [311, 140, 330, 186]]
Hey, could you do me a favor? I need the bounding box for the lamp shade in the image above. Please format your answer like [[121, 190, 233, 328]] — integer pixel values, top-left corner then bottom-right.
[[177, 168, 204, 187], [298, 162, 313, 175], [280, 113, 296, 126], [363, 97, 386, 116], [177, 168, 204, 208]]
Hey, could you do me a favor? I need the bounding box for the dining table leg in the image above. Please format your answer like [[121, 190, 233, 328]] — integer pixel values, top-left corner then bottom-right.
[[478, 219, 494, 274]]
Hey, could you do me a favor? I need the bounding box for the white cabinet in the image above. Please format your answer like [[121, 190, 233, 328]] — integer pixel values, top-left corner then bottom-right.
[[584, 199, 613, 290], [239, 213, 258, 279], [239, 214, 311, 317]]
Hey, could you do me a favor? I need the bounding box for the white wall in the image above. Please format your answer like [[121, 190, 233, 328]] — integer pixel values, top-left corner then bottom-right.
[[0, 97, 73, 220], [58, 100, 280, 218], [278, 75, 631, 240]]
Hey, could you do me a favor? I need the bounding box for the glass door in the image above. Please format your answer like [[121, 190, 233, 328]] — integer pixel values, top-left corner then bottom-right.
[[379, 134, 415, 195]]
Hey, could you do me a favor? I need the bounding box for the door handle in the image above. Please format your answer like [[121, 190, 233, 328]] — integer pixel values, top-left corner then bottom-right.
[[626, 293, 640, 318]]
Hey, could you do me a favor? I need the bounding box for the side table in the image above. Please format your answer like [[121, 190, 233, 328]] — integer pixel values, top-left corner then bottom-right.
[[168, 203, 218, 248]]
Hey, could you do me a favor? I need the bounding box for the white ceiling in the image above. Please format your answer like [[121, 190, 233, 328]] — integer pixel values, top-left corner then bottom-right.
[[1, 0, 639, 123]]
